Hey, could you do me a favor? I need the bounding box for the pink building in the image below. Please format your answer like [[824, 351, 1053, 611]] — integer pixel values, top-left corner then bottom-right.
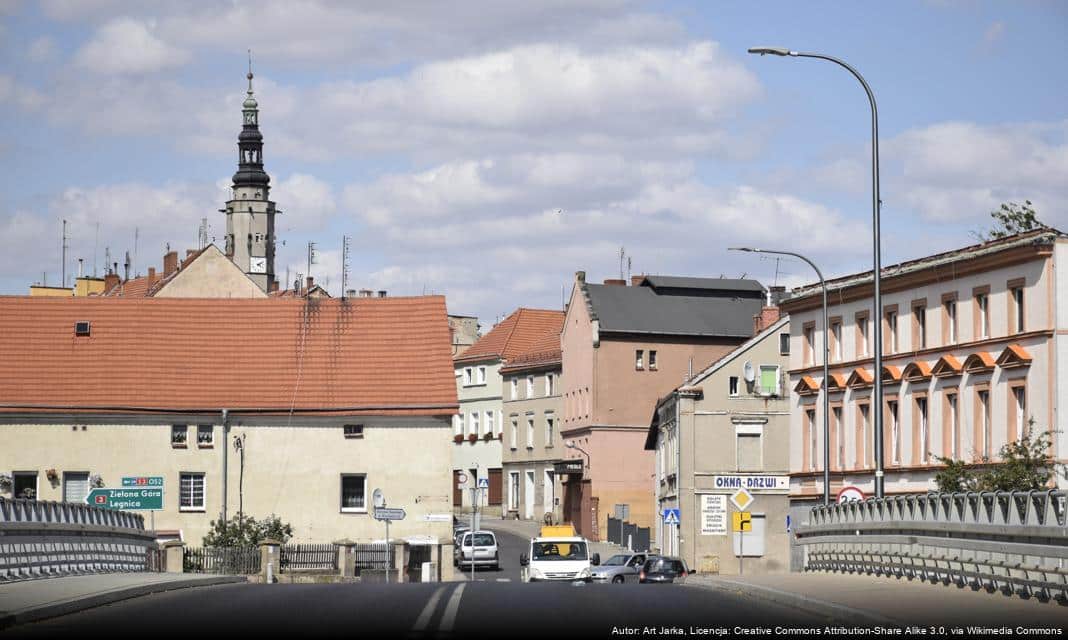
[[560, 272, 765, 538]]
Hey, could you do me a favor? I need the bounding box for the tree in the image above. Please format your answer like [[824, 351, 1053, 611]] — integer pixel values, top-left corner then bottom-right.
[[202, 512, 293, 548], [977, 200, 1046, 241], [934, 425, 1064, 493]]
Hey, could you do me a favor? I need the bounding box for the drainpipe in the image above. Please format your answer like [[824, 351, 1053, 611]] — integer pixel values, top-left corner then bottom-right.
[[221, 409, 229, 523], [675, 396, 681, 559]]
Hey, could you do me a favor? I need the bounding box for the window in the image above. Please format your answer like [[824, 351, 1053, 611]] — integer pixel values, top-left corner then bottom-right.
[[471, 412, 480, 437], [1011, 385, 1027, 441], [888, 400, 900, 466], [856, 312, 870, 358], [485, 411, 495, 436], [832, 406, 843, 470], [1010, 284, 1025, 334], [728, 376, 739, 397], [197, 425, 214, 446], [464, 368, 473, 385], [913, 303, 927, 350], [343, 424, 364, 439], [805, 409, 817, 472], [945, 393, 959, 459], [830, 320, 842, 362], [510, 416, 519, 450], [976, 389, 991, 459], [511, 378, 518, 400], [758, 365, 780, 397], [171, 424, 188, 446], [453, 414, 462, 436], [885, 309, 898, 354], [340, 474, 367, 512], [477, 366, 486, 384], [545, 413, 555, 447], [526, 376, 535, 398], [509, 471, 520, 511], [736, 427, 762, 472], [779, 332, 790, 356], [526, 414, 535, 449], [915, 397, 929, 464], [61, 472, 89, 503], [857, 403, 871, 469], [635, 350, 644, 371], [179, 473, 205, 511], [943, 297, 958, 344], [975, 290, 989, 339], [803, 324, 815, 366], [649, 350, 658, 370], [545, 374, 554, 396], [13, 472, 37, 500]]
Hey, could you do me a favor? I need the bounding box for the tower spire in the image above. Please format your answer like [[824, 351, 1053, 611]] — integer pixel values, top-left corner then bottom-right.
[[247, 49, 254, 95]]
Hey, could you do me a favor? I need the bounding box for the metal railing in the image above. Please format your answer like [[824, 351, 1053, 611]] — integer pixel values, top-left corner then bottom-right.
[[280, 543, 338, 572], [183, 546, 261, 575], [352, 543, 391, 572], [0, 497, 157, 582], [796, 490, 1068, 604]]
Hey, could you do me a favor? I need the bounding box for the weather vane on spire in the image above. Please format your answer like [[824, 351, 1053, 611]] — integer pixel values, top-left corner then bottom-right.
[[247, 49, 254, 93]]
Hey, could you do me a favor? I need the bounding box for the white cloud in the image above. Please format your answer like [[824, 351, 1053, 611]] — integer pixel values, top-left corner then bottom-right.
[[272, 173, 337, 232], [75, 18, 190, 74], [27, 36, 58, 62]]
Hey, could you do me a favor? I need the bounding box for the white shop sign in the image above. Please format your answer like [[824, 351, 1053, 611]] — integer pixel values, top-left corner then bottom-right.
[[700, 494, 727, 536], [712, 475, 790, 492]]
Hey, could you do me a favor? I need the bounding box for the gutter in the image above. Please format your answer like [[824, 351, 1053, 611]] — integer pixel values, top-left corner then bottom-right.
[[0, 403, 460, 414]]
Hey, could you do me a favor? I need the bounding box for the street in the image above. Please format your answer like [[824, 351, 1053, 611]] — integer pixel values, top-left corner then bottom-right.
[[454, 524, 527, 583], [4, 580, 825, 639]]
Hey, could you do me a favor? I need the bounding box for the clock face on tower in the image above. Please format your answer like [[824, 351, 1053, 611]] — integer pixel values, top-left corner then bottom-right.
[[249, 256, 267, 274], [244, 112, 256, 125]]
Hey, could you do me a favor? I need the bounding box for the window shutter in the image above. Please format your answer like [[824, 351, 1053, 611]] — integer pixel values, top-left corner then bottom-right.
[[63, 473, 89, 503]]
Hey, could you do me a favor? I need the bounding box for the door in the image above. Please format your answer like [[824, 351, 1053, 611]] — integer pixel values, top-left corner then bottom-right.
[[487, 469, 502, 506], [453, 470, 463, 507], [524, 471, 535, 519], [543, 469, 554, 518]]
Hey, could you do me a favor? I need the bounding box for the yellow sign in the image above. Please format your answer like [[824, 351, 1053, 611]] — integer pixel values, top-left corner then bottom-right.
[[730, 487, 754, 511], [732, 511, 752, 533]]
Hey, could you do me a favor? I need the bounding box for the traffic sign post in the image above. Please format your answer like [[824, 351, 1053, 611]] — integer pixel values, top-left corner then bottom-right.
[[86, 488, 163, 511]]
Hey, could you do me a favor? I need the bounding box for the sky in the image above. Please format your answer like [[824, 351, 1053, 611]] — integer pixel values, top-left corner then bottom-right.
[[1, 1, 1065, 325]]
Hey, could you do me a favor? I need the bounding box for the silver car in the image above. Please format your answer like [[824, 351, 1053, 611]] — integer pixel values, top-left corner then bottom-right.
[[591, 552, 652, 583], [454, 530, 500, 570]]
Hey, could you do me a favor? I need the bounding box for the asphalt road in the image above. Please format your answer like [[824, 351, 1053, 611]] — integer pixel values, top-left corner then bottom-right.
[[453, 524, 527, 583], [5, 580, 826, 639]]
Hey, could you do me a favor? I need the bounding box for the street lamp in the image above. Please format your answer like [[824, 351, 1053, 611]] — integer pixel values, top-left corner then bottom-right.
[[565, 440, 591, 474], [747, 46, 885, 499], [730, 247, 830, 505]]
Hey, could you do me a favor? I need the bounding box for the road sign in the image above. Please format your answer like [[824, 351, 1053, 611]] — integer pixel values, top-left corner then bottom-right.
[[836, 486, 866, 504], [121, 476, 163, 487], [732, 512, 752, 533], [730, 487, 754, 511], [457, 472, 468, 485], [662, 508, 680, 525], [477, 477, 489, 489], [373, 507, 406, 521], [86, 488, 163, 511]]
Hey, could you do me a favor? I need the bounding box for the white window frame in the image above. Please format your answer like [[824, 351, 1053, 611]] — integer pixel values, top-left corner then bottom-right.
[[510, 416, 519, 450], [947, 393, 959, 459], [978, 389, 991, 457], [859, 316, 870, 357], [735, 423, 763, 472], [511, 378, 518, 400], [917, 397, 929, 463], [915, 306, 927, 349], [779, 333, 790, 356], [179, 472, 206, 512], [832, 406, 843, 469], [197, 424, 214, 447], [831, 321, 842, 362], [171, 424, 188, 446], [977, 294, 989, 339], [12, 471, 38, 500], [758, 365, 781, 397], [477, 366, 486, 385], [545, 412, 555, 447], [471, 412, 480, 437], [484, 410, 494, 436], [526, 376, 534, 398], [889, 400, 900, 466], [526, 413, 535, 449], [508, 471, 520, 511], [453, 414, 462, 436], [464, 367, 473, 385], [649, 350, 658, 370], [635, 350, 644, 370], [339, 473, 368, 513], [1012, 287, 1025, 333], [545, 374, 553, 397], [945, 299, 957, 344], [729, 376, 739, 398], [887, 310, 898, 354]]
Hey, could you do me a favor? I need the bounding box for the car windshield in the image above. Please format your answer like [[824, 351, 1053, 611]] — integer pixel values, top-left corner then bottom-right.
[[465, 533, 495, 547], [602, 554, 628, 566], [532, 541, 588, 561]]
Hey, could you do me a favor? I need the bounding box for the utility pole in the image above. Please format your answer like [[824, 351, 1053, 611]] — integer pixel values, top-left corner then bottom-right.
[[60, 220, 68, 289], [341, 235, 351, 298], [307, 241, 317, 281]]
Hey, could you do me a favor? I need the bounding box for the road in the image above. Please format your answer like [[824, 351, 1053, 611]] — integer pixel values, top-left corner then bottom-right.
[[454, 523, 527, 582], [5, 580, 825, 639]]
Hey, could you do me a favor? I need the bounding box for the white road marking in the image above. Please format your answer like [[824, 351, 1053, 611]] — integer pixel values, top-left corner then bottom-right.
[[410, 584, 447, 634], [495, 578, 511, 582], [439, 582, 466, 633]]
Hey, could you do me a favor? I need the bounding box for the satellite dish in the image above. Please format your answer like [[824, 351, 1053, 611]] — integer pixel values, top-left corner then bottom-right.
[[742, 361, 755, 383], [372, 488, 384, 509]]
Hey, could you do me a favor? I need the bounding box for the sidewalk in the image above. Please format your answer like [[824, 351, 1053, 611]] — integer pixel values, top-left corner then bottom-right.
[[0, 573, 246, 629], [687, 572, 1067, 627]]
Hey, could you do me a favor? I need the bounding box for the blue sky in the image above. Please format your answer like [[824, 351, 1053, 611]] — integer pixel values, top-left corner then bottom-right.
[[1, 1, 1065, 323]]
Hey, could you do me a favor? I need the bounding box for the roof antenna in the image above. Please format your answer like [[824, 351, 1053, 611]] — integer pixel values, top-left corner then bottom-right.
[[247, 49, 253, 92]]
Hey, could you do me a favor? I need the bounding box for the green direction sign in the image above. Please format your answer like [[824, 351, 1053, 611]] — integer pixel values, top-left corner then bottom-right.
[[86, 487, 163, 511]]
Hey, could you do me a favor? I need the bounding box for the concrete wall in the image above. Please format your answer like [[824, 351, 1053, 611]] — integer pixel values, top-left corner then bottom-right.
[[0, 416, 453, 545], [155, 246, 266, 299]]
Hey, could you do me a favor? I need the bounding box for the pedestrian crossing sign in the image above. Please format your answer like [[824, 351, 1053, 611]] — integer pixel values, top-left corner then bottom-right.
[[662, 508, 681, 525], [477, 477, 489, 489]]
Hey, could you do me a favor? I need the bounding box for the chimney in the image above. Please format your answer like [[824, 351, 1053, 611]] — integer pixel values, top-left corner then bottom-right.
[[630, 274, 644, 286], [294, 279, 302, 294], [147, 267, 156, 283], [182, 249, 196, 268], [78, 258, 84, 278], [753, 287, 784, 334], [163, 250, 178, 276], [359, 289, 373, 298], [269, 280, 280, 293], [603, 278, 626, 286], [104, 272, 120, 292], [346, 289, 356, 298], [575, 271, 586, 283], [768, 285, 787, 307], [377, 290, 387, 298], [306, 276, 315, 291]]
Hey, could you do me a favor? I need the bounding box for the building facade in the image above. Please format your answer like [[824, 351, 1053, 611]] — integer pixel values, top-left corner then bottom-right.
[[452, 308, 564, 515], [500, 330, 564, 523], [781, 229, 1068, 505], [0, 296, 458, 545], [560, 273, 765, 539], [647, 313, 791, 574]]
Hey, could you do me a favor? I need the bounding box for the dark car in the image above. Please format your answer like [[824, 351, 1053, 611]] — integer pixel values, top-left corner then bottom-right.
[[638, 556, 691, 584]]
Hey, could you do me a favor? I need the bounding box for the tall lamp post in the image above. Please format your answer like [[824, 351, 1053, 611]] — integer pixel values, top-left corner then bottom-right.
[[747, 47, 884, 499], [730, 247, 830, 505]]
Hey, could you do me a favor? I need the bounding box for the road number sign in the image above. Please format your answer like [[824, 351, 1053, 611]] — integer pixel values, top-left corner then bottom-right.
[[122, 476, 163, 487], [730, 488, 754, 511], [732, 512, 752, 533], [86, 488, 163, 511]]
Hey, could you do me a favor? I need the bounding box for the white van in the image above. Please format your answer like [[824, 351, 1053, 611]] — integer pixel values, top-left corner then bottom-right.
[[519, 536, 600, 582]]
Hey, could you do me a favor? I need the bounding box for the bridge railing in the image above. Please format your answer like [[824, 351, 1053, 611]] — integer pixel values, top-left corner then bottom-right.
[[795, 490, 1068, 604], [0, 497, 158, 583]]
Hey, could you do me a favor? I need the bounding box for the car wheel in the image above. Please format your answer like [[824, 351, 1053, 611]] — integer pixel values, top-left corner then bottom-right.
[[612, 575, 625, 584]]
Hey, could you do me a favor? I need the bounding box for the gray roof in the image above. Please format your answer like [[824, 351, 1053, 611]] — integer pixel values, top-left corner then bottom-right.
[[641, 276, 765, 294], [584, 280, 764, 337]]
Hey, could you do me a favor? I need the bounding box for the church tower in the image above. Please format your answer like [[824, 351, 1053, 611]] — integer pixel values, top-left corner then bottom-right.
[[224, 59, 276, 292]]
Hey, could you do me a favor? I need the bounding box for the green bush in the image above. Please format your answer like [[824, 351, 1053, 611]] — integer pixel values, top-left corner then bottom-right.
[[202, 513, 293, 548], [934, 424, 1064, 493]]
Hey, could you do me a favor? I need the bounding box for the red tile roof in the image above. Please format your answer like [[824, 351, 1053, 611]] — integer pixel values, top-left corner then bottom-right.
[[455, 308, 564, 365], [104, 246, 212, 297], [0, 296, 457, 416], [499, 322, 564, 374]]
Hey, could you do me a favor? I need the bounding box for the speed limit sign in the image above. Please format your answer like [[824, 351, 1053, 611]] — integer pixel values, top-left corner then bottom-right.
[[457, 472, 469, 489]]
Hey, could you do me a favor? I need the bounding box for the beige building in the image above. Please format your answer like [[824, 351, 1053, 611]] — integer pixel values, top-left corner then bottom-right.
[[0, 296, 458, 546], [103, 245, 268, 299], [500, 328, 564, 523], [781, 229, 1068, 505], [646, 311, 791, 574]]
